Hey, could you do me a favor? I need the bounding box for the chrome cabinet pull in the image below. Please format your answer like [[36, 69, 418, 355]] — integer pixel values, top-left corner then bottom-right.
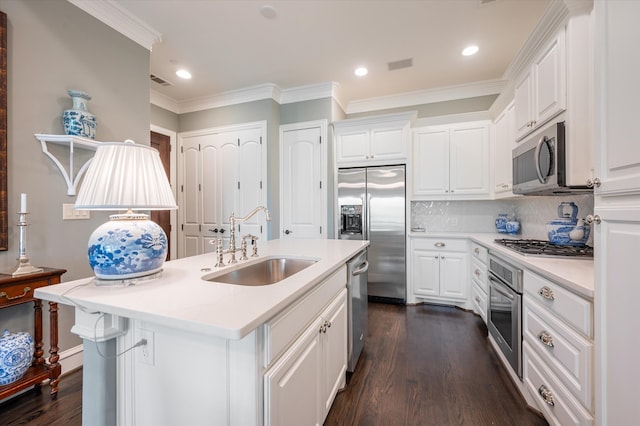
[[474, 247, 480, 254], [538, 331, 554, 348], [0, 287, 32, 301], [434, 242, 445, 248], [538, 385, 555, 406], [538, 286, 555, 301]]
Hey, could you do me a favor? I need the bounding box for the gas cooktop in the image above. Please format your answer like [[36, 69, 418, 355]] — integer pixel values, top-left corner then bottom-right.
[[494, 238, 594, 258]]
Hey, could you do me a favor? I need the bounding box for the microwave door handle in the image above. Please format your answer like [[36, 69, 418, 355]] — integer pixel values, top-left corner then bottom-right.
[[534, 136, 547, 183]]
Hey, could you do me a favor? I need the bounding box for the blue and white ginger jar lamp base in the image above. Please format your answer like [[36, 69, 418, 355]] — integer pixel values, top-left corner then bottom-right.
[[63, 90, 97, 139], [88, 211, 168, 282]]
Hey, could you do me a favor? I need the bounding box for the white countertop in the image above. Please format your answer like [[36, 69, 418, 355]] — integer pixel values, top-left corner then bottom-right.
[[35, 239, 369, 340], [409, 232, 594, 299]]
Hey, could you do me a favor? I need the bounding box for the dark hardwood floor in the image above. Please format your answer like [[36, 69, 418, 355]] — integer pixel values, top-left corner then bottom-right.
[[0, 303, 546, 426], [325, 302, 547, 426]]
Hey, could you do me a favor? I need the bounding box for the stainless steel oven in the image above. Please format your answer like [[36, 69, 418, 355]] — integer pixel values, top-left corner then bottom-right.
[[487, 253, 523, 378]]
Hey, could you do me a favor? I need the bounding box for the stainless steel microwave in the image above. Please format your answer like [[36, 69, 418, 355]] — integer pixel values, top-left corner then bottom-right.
[[512, 121, 590, 195]]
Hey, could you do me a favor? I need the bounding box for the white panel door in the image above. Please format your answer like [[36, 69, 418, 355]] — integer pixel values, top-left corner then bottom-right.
[[514, 70, 533, 139], [369, 126, 406, 161], [200, 136, 220, 254], [280, 121, 326, 239], [533, 30, 566, 128], [335, 130, 368, 164], [237, 127, 265, 241], [218, 134, 239, 248], [321, 290, 347, 421], [412, 127, 449, 196], [180, 135, 204, 258]]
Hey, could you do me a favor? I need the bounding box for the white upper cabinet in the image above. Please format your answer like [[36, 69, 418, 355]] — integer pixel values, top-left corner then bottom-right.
[[493, 101, 516, 196], [412, 121, 491, 199], [333, 112, 414, 167], [515, 29, 567, 140]]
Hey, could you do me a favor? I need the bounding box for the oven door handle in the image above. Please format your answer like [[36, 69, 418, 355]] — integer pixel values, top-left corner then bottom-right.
[[489, 274, 516, 300]]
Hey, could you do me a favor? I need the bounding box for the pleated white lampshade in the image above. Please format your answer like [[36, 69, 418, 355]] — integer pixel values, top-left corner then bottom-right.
[[74, 140, 177, 283], [75, 140, 177, 210]]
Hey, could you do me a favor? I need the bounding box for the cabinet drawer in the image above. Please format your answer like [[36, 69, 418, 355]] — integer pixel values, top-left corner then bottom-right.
[[470, 257, 488, 294], [523, 342, 594, 426], [412, 238, 468, 252], [524, 298, 593, 410], [470, 242, 488, 264], [471, 281, 487, 323], [263, 266, 346, 368], [524, 271, 593, 338]]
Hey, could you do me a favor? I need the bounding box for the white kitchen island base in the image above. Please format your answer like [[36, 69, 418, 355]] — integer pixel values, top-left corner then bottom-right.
[[36, 239, 368, 426]]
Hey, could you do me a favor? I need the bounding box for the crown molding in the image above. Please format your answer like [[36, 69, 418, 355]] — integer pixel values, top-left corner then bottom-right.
[[345, 79, 507, 115], [150, 90, 180, 114], [279, 81, 342, 105], [67, 0, 162, 50], [176, 84, 281, 114], [502, 0, 569, 81]]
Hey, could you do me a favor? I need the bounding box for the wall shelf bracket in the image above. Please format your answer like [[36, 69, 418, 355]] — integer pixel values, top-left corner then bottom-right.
[[35, 134, 99, 196]]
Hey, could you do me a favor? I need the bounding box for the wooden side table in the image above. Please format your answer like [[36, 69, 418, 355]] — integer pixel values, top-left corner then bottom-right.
[[0, 268, 66, 400]]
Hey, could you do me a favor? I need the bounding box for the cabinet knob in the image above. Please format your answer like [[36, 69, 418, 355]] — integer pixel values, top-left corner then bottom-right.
[[538, 385, 555, 406], [434, 242, 446, 248], [538, 330, 555, 348], [585, 214, 601, 225], [474, 269, 481, 277], [474, 248, 480, 254], [586, 177, 601, 188], [538, 286, 555, 301]]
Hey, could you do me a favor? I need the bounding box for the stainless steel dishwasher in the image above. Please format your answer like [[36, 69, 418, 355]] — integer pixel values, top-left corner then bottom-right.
[[347, 249, 368, 373]]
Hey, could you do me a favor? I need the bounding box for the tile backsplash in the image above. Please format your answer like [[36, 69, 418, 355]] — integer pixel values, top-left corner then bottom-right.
[[411, 194, 594, 244]]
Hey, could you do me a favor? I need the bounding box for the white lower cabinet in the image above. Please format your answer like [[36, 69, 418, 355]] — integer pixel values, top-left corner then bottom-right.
[[523, 270, 594, 425], [264, 287, 347, 426], [409, 237, 469, 306]]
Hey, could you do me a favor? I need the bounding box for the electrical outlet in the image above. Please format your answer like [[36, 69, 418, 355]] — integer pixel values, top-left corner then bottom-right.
[[62, 203, 91, 220], [138, 329, 155, 366]]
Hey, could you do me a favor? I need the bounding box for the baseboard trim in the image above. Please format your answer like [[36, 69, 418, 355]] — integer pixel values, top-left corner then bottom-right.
[[59, 344, 83, 376]]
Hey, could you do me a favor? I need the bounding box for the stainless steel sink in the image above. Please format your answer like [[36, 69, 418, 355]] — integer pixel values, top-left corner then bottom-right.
[[202, 257, 317, 286]]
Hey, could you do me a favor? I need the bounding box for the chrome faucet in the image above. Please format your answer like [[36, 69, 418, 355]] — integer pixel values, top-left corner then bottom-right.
[[225, 206, 271, 265]]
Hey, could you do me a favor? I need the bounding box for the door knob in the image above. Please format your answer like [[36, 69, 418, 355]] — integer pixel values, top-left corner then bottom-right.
[[209, 228, 219, 233], [586, 177, 601, 188], [219, 228, 225, 234], [284, 229, 292, 235], [585, 214, 601, 225]]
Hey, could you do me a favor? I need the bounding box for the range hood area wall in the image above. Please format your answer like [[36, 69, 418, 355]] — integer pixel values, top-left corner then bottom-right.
[[411, 194, 594, 245]]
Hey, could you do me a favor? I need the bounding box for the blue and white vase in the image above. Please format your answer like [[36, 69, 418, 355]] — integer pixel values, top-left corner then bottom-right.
[[495, 213, 509, 233], [0, 329, 34, 386], [62, 90, 97, 139], [506, 219, 521, 235]]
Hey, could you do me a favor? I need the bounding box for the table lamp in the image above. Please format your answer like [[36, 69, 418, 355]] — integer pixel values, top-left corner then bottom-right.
[[74, 140, 177, 285]]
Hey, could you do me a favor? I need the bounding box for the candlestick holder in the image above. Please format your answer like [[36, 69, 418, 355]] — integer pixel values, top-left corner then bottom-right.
[[11, 212, 43, 277]]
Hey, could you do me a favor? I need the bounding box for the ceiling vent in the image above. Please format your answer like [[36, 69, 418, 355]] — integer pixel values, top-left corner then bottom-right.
[[150, 74, 174, 87], [387, 58, 413, 71]]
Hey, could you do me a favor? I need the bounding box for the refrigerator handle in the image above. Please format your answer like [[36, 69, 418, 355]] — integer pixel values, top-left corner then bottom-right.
[[365, 193, 371, 240]]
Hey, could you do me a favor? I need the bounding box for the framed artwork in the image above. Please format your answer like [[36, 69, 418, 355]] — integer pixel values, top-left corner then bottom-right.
[[0, 11, 7, 251]]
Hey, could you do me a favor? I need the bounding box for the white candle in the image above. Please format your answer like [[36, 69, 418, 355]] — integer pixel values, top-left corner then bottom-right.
[[20, 193, 27, 212]]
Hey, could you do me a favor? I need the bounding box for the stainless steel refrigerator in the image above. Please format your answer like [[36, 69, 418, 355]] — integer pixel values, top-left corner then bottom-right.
[[337, 165, 406, 302]]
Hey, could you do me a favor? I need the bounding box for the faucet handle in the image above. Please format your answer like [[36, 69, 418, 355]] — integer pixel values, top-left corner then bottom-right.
[[251, 235, 260, 257], [239, 234, 252, 261], [211, 238, 225, 268]]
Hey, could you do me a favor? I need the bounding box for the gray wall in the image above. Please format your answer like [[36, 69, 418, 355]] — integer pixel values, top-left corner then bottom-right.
[[151, 104, 179, 132], [0, 0, 150, 354]]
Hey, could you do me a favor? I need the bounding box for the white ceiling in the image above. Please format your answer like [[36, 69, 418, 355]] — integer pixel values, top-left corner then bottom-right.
[[105, 0, 551, 112]]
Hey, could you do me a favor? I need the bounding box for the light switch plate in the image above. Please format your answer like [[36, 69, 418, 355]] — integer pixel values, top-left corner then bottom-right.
[[62, 203, 90, 220]]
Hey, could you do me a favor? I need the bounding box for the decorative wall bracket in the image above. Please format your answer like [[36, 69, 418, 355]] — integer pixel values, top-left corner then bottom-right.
[[35, 134, 98, 196]]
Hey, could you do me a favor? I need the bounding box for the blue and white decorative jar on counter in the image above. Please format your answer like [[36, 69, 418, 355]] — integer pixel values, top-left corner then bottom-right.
[[0, 329, 34, 386], [506, 219, 521, 235], [495, 213, 509, 233], [62, 89, 97, 139]]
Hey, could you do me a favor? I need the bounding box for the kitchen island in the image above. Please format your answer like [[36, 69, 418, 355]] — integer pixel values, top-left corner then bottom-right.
[[35, 238, 369, 426]]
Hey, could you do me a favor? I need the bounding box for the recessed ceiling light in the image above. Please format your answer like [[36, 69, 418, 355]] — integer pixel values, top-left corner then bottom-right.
[[462, 45, 479, 56], [354, 67, 368, 77], [260, 5, 277, 19], [176, 69, 192, 79]]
